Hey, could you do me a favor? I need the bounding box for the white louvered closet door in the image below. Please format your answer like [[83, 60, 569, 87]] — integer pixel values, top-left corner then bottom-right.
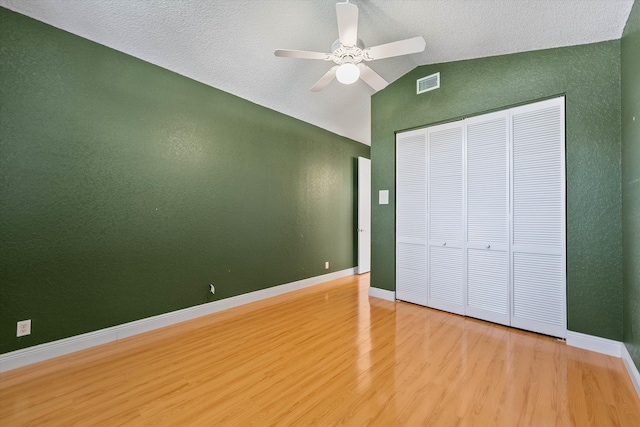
[[510, 97, 566, 338], [396, 130, 428, 306], [465, 111, 510, 326], [428, 121, 465, 315]]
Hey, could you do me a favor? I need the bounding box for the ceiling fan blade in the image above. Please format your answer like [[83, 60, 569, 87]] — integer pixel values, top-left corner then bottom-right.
[[274, 49, 329, 60], [310, 66, 339, 92], [336, 2, 358, 47], [364, 36, 426, 60], [357, 64, 388, 91]]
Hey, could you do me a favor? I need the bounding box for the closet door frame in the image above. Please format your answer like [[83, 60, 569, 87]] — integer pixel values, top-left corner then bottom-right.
[[394, 96, 567, 339]]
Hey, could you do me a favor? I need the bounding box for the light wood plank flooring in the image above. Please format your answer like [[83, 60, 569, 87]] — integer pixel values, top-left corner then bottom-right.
[[1, 274, 639, 425]]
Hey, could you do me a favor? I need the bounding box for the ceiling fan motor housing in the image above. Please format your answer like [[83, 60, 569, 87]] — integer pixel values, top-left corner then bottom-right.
[[331, 39, 365, 65]]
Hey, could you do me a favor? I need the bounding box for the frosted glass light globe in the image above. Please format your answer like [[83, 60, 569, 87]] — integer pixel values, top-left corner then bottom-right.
[[336, 63, 360, 85]]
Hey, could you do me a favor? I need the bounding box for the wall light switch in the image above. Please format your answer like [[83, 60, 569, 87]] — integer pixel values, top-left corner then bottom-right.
[[379, 190, 389, 205]]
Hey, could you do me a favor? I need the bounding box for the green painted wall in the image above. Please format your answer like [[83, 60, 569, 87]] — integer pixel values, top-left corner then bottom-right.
[[371, 41, 623, 340], [622, 0, 640, 370], [0, 8, 369, 354]]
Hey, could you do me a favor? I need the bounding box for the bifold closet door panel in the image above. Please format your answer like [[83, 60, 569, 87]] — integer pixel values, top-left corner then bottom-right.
[[510, 97, 567, 338], [428, 122, 465, 315], [396, 131, 428, 306], [465, 112, 510, 326]]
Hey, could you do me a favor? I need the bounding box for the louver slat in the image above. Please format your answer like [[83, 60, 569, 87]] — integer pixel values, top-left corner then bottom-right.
[[467, 249, 508, 315], [513, 253, 565, 325], [466, 115, 508, 243], [397, 134, 426, 240], [430, 246, 464, 306], [512, 105, 564, 248], [429, 126, 463, 242], [397, 243, 427, 303]]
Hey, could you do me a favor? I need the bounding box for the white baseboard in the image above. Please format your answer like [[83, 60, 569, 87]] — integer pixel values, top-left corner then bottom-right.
[[557, 331, 640, 399], [622, 344, 640, 398], [566, 331, 622, 357], [368, 286, 395, 301], [0, 268, 356, 373]]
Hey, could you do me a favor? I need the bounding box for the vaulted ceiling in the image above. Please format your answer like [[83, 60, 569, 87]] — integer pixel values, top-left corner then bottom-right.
[[0, 0, 634, 145]]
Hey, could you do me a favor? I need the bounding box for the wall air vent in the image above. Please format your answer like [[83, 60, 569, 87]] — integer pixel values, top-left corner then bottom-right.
[[417, 72, 440, 94]]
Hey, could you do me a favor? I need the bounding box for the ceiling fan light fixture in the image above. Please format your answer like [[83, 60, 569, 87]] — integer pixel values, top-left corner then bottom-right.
[[274, 1, 425, 92], [336, 62, 360, 85]]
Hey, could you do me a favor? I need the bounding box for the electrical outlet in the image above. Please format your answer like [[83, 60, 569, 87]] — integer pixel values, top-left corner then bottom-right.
[[209, 284, 215, 294], [325, 261, 330, 269], [17, 319, 31, 337]]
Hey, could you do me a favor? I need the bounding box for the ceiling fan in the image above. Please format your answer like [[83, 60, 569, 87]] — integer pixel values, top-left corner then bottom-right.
[[274, 1, 426, 92]]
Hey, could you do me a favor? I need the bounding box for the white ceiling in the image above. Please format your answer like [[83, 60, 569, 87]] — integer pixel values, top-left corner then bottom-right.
[[0, 0, 634, 145]]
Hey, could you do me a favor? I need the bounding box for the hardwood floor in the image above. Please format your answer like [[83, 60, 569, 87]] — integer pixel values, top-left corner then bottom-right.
[[1, 274, 639, 426]]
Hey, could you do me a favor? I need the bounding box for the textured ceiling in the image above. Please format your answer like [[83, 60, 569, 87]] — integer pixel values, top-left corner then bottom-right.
[[0, 0, 634, 145]]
